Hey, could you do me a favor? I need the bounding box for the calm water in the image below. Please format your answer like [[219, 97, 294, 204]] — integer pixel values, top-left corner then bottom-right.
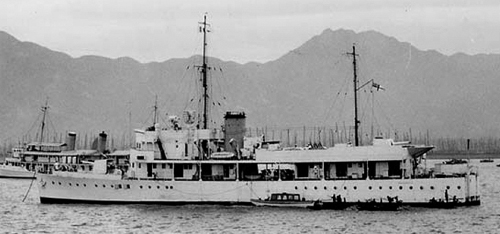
[[1, 159, 500, 234]]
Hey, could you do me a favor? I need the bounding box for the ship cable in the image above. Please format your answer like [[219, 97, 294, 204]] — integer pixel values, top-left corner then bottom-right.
[[22, 170, 37, 202]]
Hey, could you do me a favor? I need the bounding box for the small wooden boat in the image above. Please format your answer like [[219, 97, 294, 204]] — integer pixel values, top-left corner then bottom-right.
[[251, 193, 315, 208], [357, 199, 403, 211], [480, 158, 494, 163], [443, 158, 468, 164]]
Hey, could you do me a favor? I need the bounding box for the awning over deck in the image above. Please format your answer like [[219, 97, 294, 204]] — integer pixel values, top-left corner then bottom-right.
[[255, 145, 409, 163]]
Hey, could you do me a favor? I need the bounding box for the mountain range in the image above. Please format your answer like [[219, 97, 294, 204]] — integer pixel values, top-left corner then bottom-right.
[[1, 28, 499, 147]]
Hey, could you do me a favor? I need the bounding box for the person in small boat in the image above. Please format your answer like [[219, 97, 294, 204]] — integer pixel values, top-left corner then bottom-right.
[[445, 189, 449, 203]]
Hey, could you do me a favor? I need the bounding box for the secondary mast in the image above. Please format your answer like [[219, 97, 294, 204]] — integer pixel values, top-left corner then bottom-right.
[[153, 95, 158, 126], [199, 14, 210, 130], [39, 98, 49, 143]]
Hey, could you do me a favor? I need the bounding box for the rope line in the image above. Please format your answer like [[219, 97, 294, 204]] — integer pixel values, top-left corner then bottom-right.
[[22, 170, 37, 202]]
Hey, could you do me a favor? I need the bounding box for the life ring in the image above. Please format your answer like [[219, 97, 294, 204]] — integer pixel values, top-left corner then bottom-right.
[[54, 163, 61, 171]]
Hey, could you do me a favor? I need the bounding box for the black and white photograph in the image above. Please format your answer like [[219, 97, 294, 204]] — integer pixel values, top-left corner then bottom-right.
[[1, 0, 499, 233]]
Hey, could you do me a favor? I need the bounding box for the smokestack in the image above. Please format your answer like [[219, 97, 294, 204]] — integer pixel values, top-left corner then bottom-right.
[[97, 131, 107, 153], [224, 111, 246, 153], [66, 132, 77, 151]]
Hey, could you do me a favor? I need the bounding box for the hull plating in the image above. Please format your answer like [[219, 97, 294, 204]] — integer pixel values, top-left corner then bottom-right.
[[37, 174, 480, 207]]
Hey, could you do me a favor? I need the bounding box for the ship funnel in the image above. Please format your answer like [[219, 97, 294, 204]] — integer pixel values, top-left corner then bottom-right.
[[224, 111, 246, 155], [97, 131, 107, 153], [66, 132, 77, 151]]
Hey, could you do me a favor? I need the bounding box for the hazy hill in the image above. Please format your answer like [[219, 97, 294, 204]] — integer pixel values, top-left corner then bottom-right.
[[1, 29, 499, 147]]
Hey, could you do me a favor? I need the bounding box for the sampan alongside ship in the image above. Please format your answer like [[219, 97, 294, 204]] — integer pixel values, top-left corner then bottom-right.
[[35, 15, 480, 209]]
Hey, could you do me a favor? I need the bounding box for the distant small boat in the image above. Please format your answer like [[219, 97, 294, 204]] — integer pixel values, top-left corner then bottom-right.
[[496, 164, 500, 167], [480, 158, 494, 163], [443, 158, 468, 164], [251, 193, 315, 208]]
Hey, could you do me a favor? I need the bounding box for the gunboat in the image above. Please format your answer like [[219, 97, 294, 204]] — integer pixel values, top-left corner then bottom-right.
[[36, 16, 480, 209]]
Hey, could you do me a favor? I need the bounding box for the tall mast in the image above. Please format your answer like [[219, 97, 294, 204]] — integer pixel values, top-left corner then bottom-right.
[[199, 14, 210, 130], [347, 45, 360, 146], [39, 98, 49, 143]]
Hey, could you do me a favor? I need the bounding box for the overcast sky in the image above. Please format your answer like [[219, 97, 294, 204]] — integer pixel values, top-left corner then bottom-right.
[[1, 0, 499, 63]]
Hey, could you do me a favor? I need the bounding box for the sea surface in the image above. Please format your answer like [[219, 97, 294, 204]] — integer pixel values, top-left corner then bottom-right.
[[1, 159, 500, 234]]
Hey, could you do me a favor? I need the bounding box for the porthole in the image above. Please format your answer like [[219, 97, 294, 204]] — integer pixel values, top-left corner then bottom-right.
[[324, 186, 327, 190], [95, 184, 98, 187], [69, 183, 72, 186], [344, 186, 347, 190], [295, 186, 298, 190], [58, 182, 61, 185], [369, 186, 372, 190], [304, 186, 308, 190], [333, 186, 337, 190], [379, 186, 383, 190], [76, 183, 79, 187], [399, 186, 403, 190], [353, 186, 357, 190], [446, 186, 450, 190], [170, 186, 173, 189], [157, 186, 160, 189], [457, 186, 461, 190], [430, 186, 434, 190], [166, 186, 169, 189], [140, 186, 143, 189], [314, 186, 317, 190], [420, 186, 424, 190], [111, 185, 114, 188], [51, 181, 55, 185], [389, 186, 392, 190], [103, 185, 106, 188], [148, 186, 152, 189], [83, 184, 87, 187], [409, 186, 413, 190]]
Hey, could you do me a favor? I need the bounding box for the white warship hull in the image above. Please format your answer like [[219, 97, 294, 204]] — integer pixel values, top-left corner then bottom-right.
[[37, 173, 480, 207], [0, 165, 35, 179]]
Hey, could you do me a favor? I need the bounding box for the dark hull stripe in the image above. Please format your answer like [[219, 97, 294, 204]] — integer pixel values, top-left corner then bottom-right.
[[39, 197, 252, 206], [40, 197, 480, 208]]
